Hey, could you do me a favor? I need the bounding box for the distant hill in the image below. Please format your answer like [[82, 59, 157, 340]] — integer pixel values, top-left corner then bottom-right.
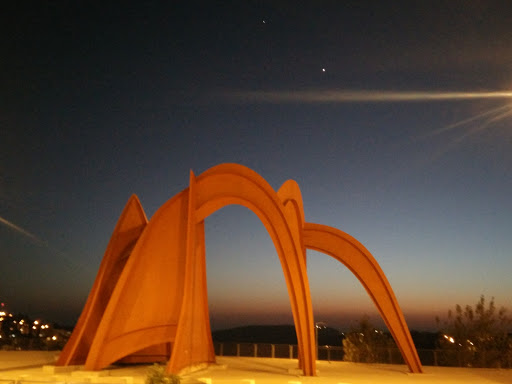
[[410, 330, 440, 349], [212, 326, 439, 350], [212, 325, 343, 346]]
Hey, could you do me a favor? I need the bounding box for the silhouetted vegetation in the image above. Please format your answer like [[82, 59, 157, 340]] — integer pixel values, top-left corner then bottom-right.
[[342, 315, 397, 363], [436, 296, 512, 368], [145, 364, 180, 384]]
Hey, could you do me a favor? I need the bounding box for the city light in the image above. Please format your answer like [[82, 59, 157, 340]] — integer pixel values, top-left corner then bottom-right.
[[0, 302, 68, 350], [443, 334, 455, 343]]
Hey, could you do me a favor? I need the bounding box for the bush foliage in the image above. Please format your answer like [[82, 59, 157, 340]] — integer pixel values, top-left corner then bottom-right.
[[146, 364, 181, 384], [342, 315, 396, 363], [436, 295, 512, 367]]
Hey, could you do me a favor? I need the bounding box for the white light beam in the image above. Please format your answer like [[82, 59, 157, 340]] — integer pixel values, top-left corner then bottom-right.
[[225, 89, 512, 103]]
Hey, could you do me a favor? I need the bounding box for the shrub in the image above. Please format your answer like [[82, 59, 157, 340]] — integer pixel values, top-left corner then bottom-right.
[[436, 296, 512, 367], [343, 315, 396, 363], [146, 364, 181, 384]]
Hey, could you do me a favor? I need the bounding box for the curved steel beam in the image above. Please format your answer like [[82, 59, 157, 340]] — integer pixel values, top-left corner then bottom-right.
[[303, 222, 423, 373], [191, 164, 316, 376], [84, 190, 192, 369], [57, 195, 148, 366]]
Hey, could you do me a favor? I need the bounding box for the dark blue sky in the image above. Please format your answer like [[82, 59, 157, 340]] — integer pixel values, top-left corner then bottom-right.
[[1, 1, 512, 330]]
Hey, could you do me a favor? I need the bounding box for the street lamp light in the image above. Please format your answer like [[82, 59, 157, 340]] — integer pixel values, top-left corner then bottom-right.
[[315, 321, 327, 361]]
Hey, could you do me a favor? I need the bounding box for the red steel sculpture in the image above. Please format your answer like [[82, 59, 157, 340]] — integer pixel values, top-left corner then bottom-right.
[[57, 163, 423, 375]]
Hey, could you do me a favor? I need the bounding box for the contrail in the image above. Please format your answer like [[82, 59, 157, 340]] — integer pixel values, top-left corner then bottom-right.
[[0, 215, 44, 245], [0, 215, 95, 277], [224, 89, 512, 103]]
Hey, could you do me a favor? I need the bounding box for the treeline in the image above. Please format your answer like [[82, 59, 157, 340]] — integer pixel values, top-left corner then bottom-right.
[[343, 296, 512, 368]]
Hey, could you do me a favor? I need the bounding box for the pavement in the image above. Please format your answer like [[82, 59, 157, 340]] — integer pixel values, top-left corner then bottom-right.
[[1, 351, 512, 384]]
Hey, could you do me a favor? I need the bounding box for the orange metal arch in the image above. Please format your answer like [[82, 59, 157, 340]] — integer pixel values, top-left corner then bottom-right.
[[276, 181, 422, 372], [57, 163, 422, 376], [303, 222, 423, 373], [189, 165, 316, 375]]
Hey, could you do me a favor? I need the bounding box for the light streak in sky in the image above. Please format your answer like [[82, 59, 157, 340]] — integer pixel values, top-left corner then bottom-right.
[[224, 87, 512, 159], [225, 87, 512, 155], [226, 89, 512, 103], [0, 215, 92, 275], [395, 101, 512, 180], [0, 215, 44, 245], [423, 102, 512, 142], [224, 88, 512, 182]]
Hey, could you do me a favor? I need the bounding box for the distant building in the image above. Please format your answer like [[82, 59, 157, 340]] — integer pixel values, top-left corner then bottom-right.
[[0, 301, 69, 350]]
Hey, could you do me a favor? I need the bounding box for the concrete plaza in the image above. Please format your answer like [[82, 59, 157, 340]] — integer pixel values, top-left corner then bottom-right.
[[1, 351, 512, 384]]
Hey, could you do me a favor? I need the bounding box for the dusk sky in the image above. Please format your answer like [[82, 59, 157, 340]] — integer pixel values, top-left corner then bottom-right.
[[2, 1, 512, 331]]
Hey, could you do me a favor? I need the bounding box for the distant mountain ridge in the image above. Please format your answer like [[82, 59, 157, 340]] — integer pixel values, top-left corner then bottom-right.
[[212, 325, 343, 346]]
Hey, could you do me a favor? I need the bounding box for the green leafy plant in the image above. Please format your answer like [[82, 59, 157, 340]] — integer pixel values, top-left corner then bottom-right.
[[146, 364, 181, 384]]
